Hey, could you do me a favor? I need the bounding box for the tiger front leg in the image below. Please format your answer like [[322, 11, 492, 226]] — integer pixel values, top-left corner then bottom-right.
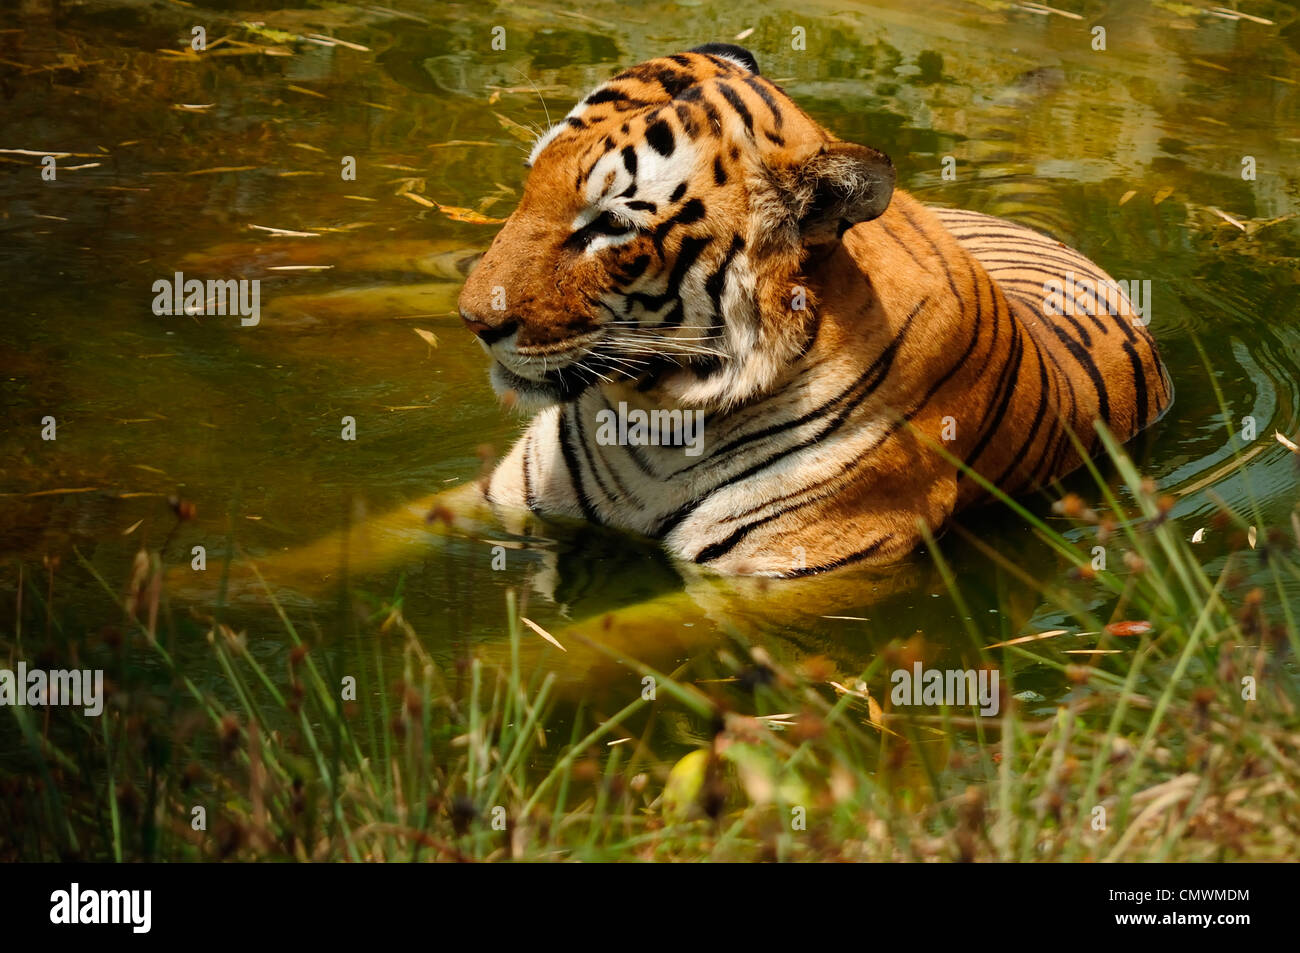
[[164, 481, 501, 603]]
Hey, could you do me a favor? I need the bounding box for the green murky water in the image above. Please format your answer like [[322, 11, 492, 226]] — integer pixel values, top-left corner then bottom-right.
[[2, 0, 1299, 719]]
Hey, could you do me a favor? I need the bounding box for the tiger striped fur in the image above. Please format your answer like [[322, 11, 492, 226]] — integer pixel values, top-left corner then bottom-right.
[[457, 44, 1171, 578]]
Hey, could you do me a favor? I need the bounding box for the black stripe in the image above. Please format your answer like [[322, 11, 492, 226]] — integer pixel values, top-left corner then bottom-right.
[[675, 85, 724, 135], [784, 536, 893, 577], [614, 254, 650, 284], [650, 197, 705, 256], [1034, 299, 1111, 431], [948, 229, 1089, 254], [992, 334, 1051, 491], [643, 64, 696, 98], [522, 433, 539, 513], [573, 398, 618, 505], [715, 82, 754, 136], [586, 87, 631, 106], [964, 299, 1025, 475], [1123, 338, 1149, 430], [645, 118, 675, 156], [700, 96, 723, 134], [705, 234, 744, 316], [558, 405, 600, 523], [627, 233, 712, 323], [898, 207, 964, 301], [879, 220, 929, 272], [674, 103, 700, 137], [742, 75, 784, 129]]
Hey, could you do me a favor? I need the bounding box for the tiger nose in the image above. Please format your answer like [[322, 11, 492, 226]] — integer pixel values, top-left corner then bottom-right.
[[460, 310, 519, 345]]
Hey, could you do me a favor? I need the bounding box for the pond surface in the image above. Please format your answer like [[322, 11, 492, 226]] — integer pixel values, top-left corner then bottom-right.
[[2, 0, 1298, 723]]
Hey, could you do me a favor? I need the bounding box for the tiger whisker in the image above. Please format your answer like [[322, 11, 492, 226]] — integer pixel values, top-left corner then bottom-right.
[[598, 354, 650, 372], [610, 342, 727, 359], [608, 338, 714, 347], [602, 326, 725, 342]]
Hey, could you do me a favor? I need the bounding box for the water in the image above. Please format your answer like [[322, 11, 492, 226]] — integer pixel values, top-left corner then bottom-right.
[[2, 0, 1298, 719]]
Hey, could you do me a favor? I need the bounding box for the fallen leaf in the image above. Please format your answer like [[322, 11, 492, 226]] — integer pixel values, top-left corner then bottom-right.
[[304, 33, 370, 52], [986, 628, 1068, 649], [185, 165, 258, 176], [434, 202, 507, 225], [249, 224, 319, 238], [520, 616, 566, 652], [1208, 207, 1247, 231]]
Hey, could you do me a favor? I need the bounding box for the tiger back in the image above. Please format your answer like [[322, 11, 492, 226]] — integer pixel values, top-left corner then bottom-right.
[[456, 43, 1171, 577]]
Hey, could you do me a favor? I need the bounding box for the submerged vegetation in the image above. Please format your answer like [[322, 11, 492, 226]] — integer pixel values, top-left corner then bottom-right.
[[3, 422, 1298, 863]]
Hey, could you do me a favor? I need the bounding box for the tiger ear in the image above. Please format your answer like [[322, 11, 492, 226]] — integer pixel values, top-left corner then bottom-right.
[[688, 42, 760, 73], [788, 142, 895, 244]]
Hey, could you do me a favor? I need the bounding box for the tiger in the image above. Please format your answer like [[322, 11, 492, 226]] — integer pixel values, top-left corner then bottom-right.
[[455, 42, 1172, 579]]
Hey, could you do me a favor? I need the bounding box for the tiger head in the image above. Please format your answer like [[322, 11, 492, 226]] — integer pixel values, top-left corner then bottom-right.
[[458, 43, 895, 412]]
